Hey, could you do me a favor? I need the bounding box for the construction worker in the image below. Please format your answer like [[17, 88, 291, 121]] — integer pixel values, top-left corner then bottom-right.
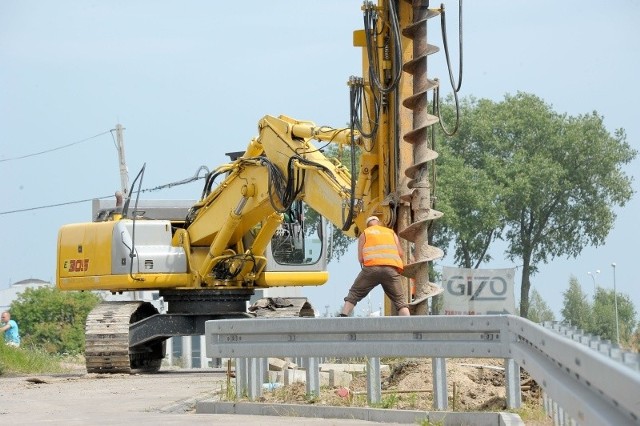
[[339, 216, 410, 317]]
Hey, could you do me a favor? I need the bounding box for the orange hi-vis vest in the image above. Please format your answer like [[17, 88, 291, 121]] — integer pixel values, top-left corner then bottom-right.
[[362, 225, 403, 271]]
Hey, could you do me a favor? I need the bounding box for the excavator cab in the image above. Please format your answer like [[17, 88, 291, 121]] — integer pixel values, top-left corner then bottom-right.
[[266, 201, 329, 272], [90, 197, 330, 279]]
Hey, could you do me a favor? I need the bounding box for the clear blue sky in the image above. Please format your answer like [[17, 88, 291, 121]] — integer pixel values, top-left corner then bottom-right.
[[1, 1, 638, 318]]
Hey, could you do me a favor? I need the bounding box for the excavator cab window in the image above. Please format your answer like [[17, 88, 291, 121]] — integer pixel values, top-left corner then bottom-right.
[[268, 201, 326, 267]]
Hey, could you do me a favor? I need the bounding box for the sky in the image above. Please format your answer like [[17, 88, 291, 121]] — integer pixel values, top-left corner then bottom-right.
[[1, 1, 638, 319]]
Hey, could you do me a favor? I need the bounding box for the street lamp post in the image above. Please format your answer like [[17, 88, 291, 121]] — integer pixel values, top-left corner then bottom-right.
[[611, 263, 620, 345], [587, 270, 600, 295]]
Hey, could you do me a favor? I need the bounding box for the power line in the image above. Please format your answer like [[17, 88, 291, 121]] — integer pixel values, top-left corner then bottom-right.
[[0, 130, 111, 163], [0, 166, 209, 216], [0, 195, 115, 215], [138, 165, 209, 193]]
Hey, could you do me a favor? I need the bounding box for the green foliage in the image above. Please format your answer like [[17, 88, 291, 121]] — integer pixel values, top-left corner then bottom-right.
[[431, 293, 444, 315], [631, 327, 640, 351], [561, 276, 592, 330], [304, 207, 355, 262], [592, 288, 637, 344], [406, 392, 419, 409], [374, 393, 400, 409], [559, 277, 637, 347], [527, 288, 555, 323], [304, 391, 320, 403], [510, 400, 549, 423], [0, 343, 64, 375], [10, 287, 101, 354], [434, 96, 507, 268], [417, 420, 443, 426], [436, 93, 637, 318]]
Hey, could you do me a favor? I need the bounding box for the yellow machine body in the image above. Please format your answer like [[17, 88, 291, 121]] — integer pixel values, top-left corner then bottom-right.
[[54, 0, 450, 374], [56, 0, 445, 304]]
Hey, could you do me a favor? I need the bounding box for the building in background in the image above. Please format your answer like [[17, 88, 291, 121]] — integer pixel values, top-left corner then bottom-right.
[[0, 278, 52, 313]]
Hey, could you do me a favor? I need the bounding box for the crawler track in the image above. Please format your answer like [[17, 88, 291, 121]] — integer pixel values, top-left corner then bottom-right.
[[85, 301, 162, 374]]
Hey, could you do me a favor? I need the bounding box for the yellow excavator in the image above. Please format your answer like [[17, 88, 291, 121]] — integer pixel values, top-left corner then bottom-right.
[[56, 0, 460, 373]]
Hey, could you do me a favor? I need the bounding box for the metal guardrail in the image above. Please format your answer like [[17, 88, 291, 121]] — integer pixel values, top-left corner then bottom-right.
[[538, 321, 639, 425], [542, 321, 639, 371], [205, 315, 640, 425]]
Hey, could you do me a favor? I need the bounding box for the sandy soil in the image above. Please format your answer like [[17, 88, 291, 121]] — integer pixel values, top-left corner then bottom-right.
[[256, 357, 552, 425]]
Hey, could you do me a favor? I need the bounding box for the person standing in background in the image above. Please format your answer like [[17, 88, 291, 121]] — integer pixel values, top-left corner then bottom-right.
[[1, 311, 21, 347]]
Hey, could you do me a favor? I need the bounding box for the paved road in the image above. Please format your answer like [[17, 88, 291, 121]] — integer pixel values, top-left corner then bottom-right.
[[0, 369, 403, 425]]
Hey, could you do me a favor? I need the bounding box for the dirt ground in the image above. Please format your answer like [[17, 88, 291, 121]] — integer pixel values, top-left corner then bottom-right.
[[255, 357, 552, 425], [2, 357, 552, 424], [0, 366, 408, 426]]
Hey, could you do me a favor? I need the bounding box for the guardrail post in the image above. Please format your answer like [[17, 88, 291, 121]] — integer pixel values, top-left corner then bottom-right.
[[235, 357, 248, 399], [578, 334, 591, 345], [247, 357, 262, 400], [558, 404, 567, 426], [505, 358, 521, 409], [366, 357, 381, 404], [262, 357, 269, 382], [542, 392, 551, 417], [563, 409, 573, 426], [432, 357, 448, 410], [598, 340, 611, 356], [296, 357, 306, 369], [552, 400, 560, 425], [623, 352, 639, 371], [609, 345, 622, 362], [305, 357, 320, 398]]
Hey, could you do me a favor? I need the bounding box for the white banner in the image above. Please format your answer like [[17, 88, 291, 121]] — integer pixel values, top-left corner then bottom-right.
[[441, 267, 516, 315]]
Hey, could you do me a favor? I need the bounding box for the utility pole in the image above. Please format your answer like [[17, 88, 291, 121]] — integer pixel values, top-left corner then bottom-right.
[[114, 124, 129, 197], [611, 263, 620, 345], [587, 270, 600, 295], [115, 123, 139, 301]]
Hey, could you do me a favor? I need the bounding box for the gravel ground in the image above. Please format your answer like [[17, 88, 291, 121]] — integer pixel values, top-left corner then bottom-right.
[[0, 367, 408, 425]]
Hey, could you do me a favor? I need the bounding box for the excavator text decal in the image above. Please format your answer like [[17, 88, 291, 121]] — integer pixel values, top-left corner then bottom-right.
[[64, 259, 90, 273]]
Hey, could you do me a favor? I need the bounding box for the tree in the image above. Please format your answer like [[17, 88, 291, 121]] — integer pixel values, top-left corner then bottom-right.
[[630, 326, 640, 352], [592, 288, 637, 345], [437, 93, 636, 318], [303, 206, 354, 262], [10, 287, 101, 354], [435, 143, 504, 268], [434, 96, 507, 269], [561, 276, 592, 330], [527, 288, 555, 323]]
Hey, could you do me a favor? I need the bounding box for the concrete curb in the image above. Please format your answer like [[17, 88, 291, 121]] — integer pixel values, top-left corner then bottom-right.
[[197, 401, 524, 425]]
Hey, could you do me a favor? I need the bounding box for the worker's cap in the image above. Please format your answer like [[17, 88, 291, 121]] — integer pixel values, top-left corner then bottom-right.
[[366, 216, 380, 225]]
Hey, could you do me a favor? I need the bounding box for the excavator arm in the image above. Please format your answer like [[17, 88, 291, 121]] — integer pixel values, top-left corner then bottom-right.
[[58, 115, 362, 291], [174, 115, 369, 288], [185, 115, 358, 244]]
